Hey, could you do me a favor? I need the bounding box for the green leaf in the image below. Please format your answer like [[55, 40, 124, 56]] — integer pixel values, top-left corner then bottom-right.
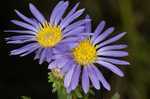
[[21, 96, 31, 99], [84, 94, 89, 99], [89, 89, 95, 96], [75, 88, 83, 98], [111, 92, 120, 99], [67, 94, 72, 99]]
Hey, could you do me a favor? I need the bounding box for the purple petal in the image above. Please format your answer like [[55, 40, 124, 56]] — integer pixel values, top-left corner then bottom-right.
[[99, 51, 128, 57], [62, 19, 90, 33], [60, 8, 85, 29], [20, 45, 40, 57], [34, 47, 42, 60], [39, 48, 47, 64], [87, 66, 100, 89], [92, 66, 111, 91], [11, 20, 37, 32], [52, 53, 69, 59], [80, 33, 93, 36], [54, 43, 73, 52], [15, 10, 39, 28], [7, 38, 36, 44], [94, 27, 115, 44], [46, 48, 52, 62], [85, 15, 91, 33], [98, 44, 128, 52], [96, 60, 124, 77], [48, 57, 69, 69], [63, 26, 85, 37], [60, 37, 80, 43], [97, 57, 130, 65], [97, 32, 127, 48], [91, 21, 106, 42], [64, 64, 76, 87], [66, 85, 72, 93], [10, 43, 38, 55], [50, 1, 64, 25], [5, 35, 35, 40], [59, 43, 78, 52], [4, 30, 36, 35], [6, 40, 25, 44], [63, 3, 80, 22], [57, 58, 70, 68], [54, 42, 78, 53], [48, 60, 57, 69], [82, 67, 90, 93], [71, 65, 81, 90], [54, 1, 69, 25], [29, 3, 46, 24], [61, 62, 75, 74]]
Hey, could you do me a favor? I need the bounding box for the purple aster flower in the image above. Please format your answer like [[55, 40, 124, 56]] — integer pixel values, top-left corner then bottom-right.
[[48, 15, 130, 93], [5, 1, 89, 64]]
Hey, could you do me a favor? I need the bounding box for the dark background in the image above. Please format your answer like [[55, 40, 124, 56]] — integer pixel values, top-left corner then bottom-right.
[[0, 0, 150, 99]]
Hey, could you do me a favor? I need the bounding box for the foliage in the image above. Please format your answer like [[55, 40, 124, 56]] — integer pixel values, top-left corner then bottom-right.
[[21, 96, 31, 99], [111, 93, 120, 99], [48, 72, 95, 99]]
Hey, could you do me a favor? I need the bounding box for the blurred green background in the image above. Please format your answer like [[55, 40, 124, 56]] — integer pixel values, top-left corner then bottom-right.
[[0, 0, 150, 99]]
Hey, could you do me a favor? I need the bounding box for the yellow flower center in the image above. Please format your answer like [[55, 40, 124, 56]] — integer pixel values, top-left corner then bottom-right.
[[72, 39, 98, 66], [36, 22, 62, 47]]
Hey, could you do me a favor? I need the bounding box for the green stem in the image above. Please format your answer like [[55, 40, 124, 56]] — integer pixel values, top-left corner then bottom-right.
[[72, 93, 78, 99], [57, 90, 77, 99], [57, 89, 67, 99]]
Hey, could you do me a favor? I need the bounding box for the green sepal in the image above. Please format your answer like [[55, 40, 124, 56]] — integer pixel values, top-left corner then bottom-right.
[[111, 92, 120, 99], [21, 96, 31, 99], [75, 88, 83, 98]]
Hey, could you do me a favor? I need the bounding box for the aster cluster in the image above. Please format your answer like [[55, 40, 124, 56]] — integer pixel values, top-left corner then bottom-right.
[[5, 0, 129, 96]]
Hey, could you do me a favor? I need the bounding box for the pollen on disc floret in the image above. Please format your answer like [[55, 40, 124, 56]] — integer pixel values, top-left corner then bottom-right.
[[72, 39, 98, 66], [36, 22, 62, 48]]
